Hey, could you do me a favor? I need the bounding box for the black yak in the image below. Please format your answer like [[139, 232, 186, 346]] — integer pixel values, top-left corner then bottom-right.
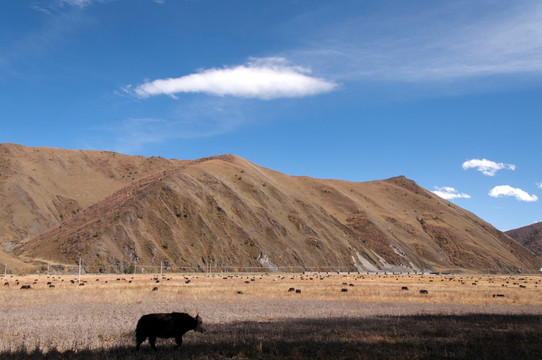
[[135, 312, 205, 351]]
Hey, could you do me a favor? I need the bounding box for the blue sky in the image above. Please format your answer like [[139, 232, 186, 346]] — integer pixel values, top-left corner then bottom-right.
[[1, 0, 541, 231]]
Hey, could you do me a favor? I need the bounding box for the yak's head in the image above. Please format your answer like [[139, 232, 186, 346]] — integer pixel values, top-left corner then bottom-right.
[[195, 314, 206, 333]]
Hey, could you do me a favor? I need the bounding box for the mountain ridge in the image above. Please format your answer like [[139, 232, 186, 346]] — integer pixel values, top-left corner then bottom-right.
[[1, 143, 540, 273], [506, 222, 542, 261]]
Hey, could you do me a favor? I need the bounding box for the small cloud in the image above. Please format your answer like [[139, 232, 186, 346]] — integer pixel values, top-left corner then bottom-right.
[[489, 185, 538, 202], [537, 182, 542, 189], [99, 97, 251, 154], [462, 158, 515, 176], [30, 3, 53, 16], [60, 0, 93, 8], [432, 186, 471, 200], [129, 57, 337, 100]]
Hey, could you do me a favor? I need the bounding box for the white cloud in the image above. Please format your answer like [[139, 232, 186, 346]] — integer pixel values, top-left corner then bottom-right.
[[462, 158, 515, 176], [60, 0, 93, 8], [30, 3, 53, 16], [489, 185, 538, 202], [99, 97, 253, 154], [432, 186, 471, 200], [290, 2, 542, 85], [537, 182, 542, 189], [130, 57, 337, 100]]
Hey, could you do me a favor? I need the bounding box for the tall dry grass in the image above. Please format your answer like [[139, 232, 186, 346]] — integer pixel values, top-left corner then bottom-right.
[[1, 273, 541, 359]]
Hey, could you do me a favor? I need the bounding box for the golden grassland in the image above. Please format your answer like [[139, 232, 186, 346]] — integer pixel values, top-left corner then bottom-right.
[[1, 273, 541, 359]]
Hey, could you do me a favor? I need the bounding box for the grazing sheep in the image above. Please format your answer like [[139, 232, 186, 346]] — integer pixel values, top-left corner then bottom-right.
[[419, 289, 428, 294], [135, 312, 205, 351]]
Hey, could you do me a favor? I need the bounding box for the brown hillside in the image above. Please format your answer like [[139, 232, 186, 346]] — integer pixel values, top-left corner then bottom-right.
[[506, 223, 542, 259], [3, 146, 538, 274], [0, 143, 187, 267]]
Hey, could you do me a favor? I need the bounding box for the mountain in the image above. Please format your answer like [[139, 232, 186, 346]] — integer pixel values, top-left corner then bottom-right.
[[1, 143, 539, 273], [0, 143, 185, 268], [506, 223, 542, 260]]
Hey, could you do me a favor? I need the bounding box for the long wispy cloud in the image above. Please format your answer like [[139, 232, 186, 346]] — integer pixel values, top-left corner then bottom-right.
[[489, 185, 538, 202], [100, 97, 255, 154], [33, 0, 162, 14], [462, 159, 515, 176], [129, 58, 337, 100], [59, 0, 93, 7], [432, 186, 471, 200], [1, 5, 89, 73], [291, 1, 542, 84]]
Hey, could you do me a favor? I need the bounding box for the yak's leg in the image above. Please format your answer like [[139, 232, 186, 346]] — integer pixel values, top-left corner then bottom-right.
[[175, 335, 183, 349], [149, 336, 157, 351], [135, 333, 146, 351]]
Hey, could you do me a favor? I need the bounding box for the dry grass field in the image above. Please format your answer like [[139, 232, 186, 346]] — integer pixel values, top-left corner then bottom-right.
[[1, 273, 541, 359]]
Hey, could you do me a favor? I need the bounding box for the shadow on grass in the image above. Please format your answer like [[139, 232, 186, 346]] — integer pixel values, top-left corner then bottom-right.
[[2, 314, 541, 359]]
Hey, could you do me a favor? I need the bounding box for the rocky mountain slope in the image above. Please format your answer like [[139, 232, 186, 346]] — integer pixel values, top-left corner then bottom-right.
[[1, 143, 539, 273], [0, 143, 185, 268], [506, 223, 542, 260]]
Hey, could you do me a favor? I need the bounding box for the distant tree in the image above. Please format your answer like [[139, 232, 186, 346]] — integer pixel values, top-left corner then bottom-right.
[[124, 264, 136, 274]]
